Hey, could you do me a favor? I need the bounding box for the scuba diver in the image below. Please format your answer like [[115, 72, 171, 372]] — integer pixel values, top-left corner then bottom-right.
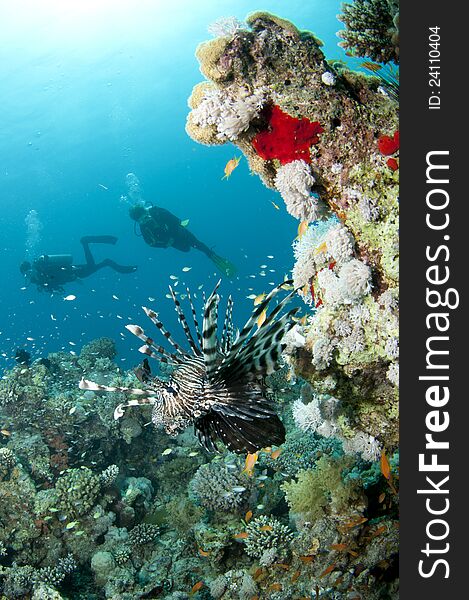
[[128, 204, 237, 278], [20, 236, 137, 293]]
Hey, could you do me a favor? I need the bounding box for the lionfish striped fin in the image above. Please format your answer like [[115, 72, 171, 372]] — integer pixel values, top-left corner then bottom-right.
[[79, 378, 157, 396], [142, 306, 190, 357], [195, 409, 285, 454], [220, 296, 234, 354], [79, 379, 156, 421], [186, 287, 203, 348], [225, 308, 298, 382], [125, 324, 184, 365], [202, 280, 221, 378], [168, 286, 202, 356], [215, 281, 294, 377]]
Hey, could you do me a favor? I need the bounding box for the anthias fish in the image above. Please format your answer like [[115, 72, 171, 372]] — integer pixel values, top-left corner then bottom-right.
[[80, 280, 298, 453]]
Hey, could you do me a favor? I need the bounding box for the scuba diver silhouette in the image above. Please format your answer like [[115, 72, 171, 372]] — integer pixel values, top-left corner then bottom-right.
[[128, 204, 237, 278], [20, 236, 137, 293]]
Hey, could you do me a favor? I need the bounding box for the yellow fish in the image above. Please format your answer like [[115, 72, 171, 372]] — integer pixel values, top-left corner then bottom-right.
[[222, 156, 241, 180], [314, 241, 328, 255], [256, 309, 267, 328], [242, 451, 259, 477], [270, 200, 280, 210], [297, 220, 309, 239], [254, 293, 266, 306], [361, 61, 382, 73]]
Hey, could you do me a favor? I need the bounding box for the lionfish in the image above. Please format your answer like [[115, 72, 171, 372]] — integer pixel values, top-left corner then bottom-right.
[[79, 280, 298, 454]]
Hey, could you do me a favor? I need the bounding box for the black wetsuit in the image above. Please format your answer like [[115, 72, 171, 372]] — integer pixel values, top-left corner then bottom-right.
[[138, 207, 213, 255], [28, 236, 136, 292]]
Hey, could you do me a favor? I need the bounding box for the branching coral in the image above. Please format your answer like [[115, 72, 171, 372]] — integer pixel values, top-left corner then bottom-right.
[[338, 0, 399, 64], [208, 16, 245, 38], [244, 515, 294, 563], [128, 523, 160, 547]]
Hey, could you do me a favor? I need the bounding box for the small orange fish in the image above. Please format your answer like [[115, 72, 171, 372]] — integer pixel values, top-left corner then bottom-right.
[[320, 563, 336, 578], [274, 563, 290, 570], [222, 156, 241, 180], [245, 510, 253, 523], [299, 555, 314, 563], [297, 220, 309, 239], [190, 581, 204, 594], [270, 448, 282, 460], [380, 451, 391, 480], [198, 548, 210, 557], [259, 525, 273, 532], [344, 516, 368, 528], [269, 583, 283, 591], [371, 525, 387, 538], [378, 492, 386, 503], [330, 543, 347, 551], [251, 596, 259, 600], [347, 549, 359, 557], [314, 241, 328, 255], [234, 532, 249, 539], [253, 567, 264, 580], [291, 569, 301, 583], [242, 451, 259, 476]]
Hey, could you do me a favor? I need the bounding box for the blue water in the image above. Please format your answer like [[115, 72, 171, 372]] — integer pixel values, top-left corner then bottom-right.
[[0, 0, 351, 369]]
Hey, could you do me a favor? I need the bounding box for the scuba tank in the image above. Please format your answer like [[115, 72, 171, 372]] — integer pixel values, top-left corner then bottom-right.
[[34, 254, 73, 273]]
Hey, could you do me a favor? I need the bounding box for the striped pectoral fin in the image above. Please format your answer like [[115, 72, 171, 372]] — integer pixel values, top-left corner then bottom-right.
[[126, 324, 183, 365], [218, 282, 294, 373], [219, 308, 298, 382], [142, 306, 190, 357], [186, 287, 203, 348], [202, 281, 221, 377], [79, 378, 149, 395], [114, 397, 154, 420], [220, 295, 234, 354], [169, 286, 202, 356]]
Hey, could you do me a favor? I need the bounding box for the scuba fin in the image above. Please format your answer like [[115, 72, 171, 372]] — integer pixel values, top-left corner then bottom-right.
[[209, 252, 237, 278]]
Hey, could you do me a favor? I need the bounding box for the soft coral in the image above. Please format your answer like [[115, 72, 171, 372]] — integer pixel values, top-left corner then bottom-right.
[[252, 105, 323, 164]]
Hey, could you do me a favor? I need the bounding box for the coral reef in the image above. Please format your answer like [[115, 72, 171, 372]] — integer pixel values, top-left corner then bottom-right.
[[0, 10, 399, 600], [186, 8, 399, 449]]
